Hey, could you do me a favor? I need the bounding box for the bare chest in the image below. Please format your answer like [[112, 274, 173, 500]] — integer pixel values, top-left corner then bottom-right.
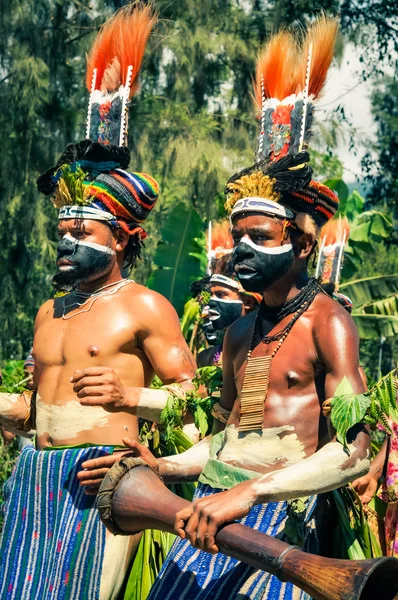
[[233, 317, 324, 423], [34, 296, 138, 368]]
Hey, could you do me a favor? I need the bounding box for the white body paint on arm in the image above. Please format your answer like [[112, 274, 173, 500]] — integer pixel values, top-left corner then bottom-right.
[[0, 392, 29, 431], [251, 441, 370, 503], [133, 388, 169, 422], [159, 435, 212, 481]]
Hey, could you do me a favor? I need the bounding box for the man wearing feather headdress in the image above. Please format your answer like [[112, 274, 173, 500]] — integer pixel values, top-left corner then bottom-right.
[[96, 17, 372, 600], [197, 220, 261, 367], [0, 5, 197, 599]]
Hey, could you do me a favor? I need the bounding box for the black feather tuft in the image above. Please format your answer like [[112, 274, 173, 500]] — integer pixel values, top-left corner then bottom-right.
[[37, 140, 130, 195]]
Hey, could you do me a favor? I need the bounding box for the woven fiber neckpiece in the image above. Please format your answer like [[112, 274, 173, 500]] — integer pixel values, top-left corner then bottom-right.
[[239, 278, 322, 432]]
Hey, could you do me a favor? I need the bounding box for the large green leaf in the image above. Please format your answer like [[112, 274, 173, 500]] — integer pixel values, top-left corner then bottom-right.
[[345, 190, 365, 221], [180, 298, 200, 338], [147, 204, 205, 315], [330, 378, 371, 448], [324, 178, 349, 212], [347, 211, 393, 254], [351, 313, 398, 339], [340, 274, 398, 307], [363, 294, 398, 316]]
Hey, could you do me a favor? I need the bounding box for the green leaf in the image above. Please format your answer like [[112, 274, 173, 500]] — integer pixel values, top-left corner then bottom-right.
[[340, 274, 398, 307], [147, 204, 206, 315], [331, 388, 371, 447], [334, 376, 355, 397], [351, 314, 398, 339], [324, 179, 349, 210], [194, 405, 209, 438], [344, 190, 365, 221], [180, 298, 200, 338], [362, 295, 398, 316]]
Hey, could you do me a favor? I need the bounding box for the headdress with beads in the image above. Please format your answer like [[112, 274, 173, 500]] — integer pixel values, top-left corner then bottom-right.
[[226, 16, 339, 235], [37, 3, 158, 241]]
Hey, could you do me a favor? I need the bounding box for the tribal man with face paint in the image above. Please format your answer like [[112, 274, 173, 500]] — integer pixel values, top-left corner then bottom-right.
[[0, 7, 196, 600], [198, 221, 261, 367], [97, 18, 372, 600]]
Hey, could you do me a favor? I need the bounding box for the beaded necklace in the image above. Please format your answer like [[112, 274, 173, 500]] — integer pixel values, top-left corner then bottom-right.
[[239, 278, 322, 432], [62, 279, 133, 320]]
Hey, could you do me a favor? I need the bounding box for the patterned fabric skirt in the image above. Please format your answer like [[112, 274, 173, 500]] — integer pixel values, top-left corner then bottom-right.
[[147, 482, 319, 600], [0, 444, 112, 600]]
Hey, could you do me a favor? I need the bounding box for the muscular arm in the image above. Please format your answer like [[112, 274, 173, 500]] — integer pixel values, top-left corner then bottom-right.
[[247, 302, 370, 504], [74, 290, 197, 423], [127, 291, 196, 421]]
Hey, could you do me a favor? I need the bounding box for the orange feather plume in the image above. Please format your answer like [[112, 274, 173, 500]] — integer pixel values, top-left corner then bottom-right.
[[86, 2, 157, 99], [255, 32, 299, 107], [301, 15, 339, 98], [254, 16, 338, 107], [320, 216, 350, 246], [208, 221, 233, 253]]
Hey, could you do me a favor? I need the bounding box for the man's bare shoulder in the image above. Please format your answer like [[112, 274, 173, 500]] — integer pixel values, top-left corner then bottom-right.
[[311, 292, 359, 358], [35, 299, 55, 326], [311, 292, 356, 329], [125, 282, 180, 331], [127, 282, 177, 312]]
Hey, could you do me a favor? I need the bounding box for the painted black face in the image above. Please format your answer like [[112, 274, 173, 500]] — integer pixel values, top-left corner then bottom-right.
[[53, 237, 114, 290], [202, 320, 225, 345], [207, 298, 243, 331], [233, 238, 294, 292]]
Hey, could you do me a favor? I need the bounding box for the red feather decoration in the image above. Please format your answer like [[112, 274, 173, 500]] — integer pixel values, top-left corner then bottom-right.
[[255, 32, 299, 107], [86, 2, 157, 99], [254, 16, 338, 106], [302, 15, 339, 99], [208, 221, 233, 253], [320, 216, 350, 246]]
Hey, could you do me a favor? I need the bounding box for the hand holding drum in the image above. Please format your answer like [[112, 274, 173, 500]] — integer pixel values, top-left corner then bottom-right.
[[97, 458, 398, 600]]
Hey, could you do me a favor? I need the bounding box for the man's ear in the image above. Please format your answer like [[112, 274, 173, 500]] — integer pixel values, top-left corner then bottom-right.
[[293, 232, 316, 260], [114, 228, 129, 252]]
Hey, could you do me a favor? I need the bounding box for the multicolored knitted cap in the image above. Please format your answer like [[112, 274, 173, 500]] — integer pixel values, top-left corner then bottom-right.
[[226, 16, 339, 235], [37, 3, 159, 240]]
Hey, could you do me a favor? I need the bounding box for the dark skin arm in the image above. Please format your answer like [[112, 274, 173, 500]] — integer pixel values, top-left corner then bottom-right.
[[352, 437, 387, 506], [175, 301, 370, 554]]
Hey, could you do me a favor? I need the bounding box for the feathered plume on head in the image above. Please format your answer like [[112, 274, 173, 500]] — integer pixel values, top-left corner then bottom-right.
[[37, 2, 159, 244], [315, 216, 350, 292], [227, 15, 339, 234], [206, 220, 234, 275], [254, 15, 339, 160], [86, 2, 157, 146]]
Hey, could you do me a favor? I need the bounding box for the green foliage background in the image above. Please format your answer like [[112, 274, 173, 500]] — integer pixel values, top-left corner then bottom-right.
[[0, 1, 396, 365]]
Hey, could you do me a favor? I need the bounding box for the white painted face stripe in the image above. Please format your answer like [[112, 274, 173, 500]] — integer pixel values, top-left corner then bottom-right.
[[62, 234, 115, 255], [209, 274, 240, 290], [211, 298, 243, 304], [58, 205, 115, 222], [238, 236, 293, 255]]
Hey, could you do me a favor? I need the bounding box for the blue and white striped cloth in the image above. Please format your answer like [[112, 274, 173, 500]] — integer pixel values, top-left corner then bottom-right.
[[147, 483, 319, 600], [0, 444, 112, 600]]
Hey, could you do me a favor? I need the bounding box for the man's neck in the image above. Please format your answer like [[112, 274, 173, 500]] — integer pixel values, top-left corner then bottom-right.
[[77, 268, 125, 294], [262, 270, 309, 308]]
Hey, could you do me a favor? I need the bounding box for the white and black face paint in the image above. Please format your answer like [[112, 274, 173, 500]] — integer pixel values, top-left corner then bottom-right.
[[233, 236, 294, 292], [53, 235, 115, 289], [202, 320, 224, 345], [207, 298, 243, 331]]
